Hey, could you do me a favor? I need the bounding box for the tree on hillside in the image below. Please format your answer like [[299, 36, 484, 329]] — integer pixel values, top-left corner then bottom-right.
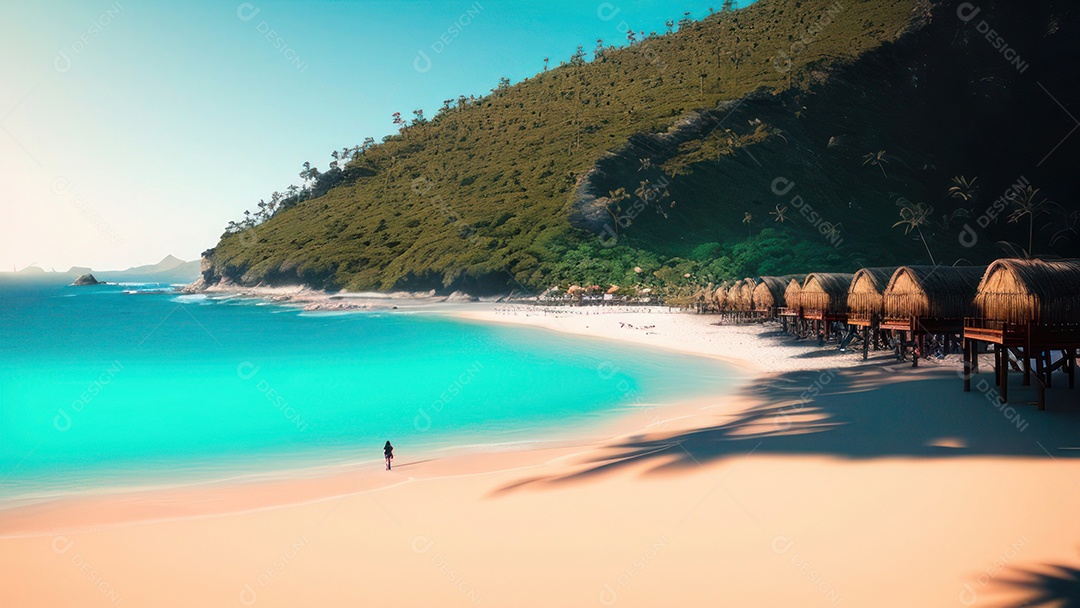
[[770, 204, 788, 222], [892, 198, 935, 264], [1006, 185, 1052, 257], [634, 179, 655, 204], [863, 150, 890, 177], [947, 175, 978, 202], [604, 188, 631, 236], [570, 46, 587, 67], [299, 161, 320, 191]]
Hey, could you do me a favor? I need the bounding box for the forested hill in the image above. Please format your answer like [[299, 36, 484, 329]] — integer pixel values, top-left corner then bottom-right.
[[201, 0, 1080, 295]]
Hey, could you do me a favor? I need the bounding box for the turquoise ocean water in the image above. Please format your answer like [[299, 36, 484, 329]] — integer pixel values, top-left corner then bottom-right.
[[0, 279, 738, 503]]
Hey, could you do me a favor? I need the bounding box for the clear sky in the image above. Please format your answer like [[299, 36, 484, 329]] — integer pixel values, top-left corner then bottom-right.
[[1, 0, 746, 271]]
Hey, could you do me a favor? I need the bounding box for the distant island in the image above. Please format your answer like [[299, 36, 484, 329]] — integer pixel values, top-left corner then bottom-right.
[[71, 273, 100, 286], [3, 255, 201, 284]]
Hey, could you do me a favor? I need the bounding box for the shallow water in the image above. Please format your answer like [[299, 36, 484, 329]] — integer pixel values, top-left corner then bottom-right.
[[0, 279, 738, 502]]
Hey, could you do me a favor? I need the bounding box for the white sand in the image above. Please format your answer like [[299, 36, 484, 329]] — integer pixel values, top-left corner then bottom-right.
[[450, 304, 912, 372], [2, 305, 1078, 607]]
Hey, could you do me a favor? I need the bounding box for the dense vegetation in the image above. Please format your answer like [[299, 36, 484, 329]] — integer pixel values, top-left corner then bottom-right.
[[203, 0, 1080, 295]]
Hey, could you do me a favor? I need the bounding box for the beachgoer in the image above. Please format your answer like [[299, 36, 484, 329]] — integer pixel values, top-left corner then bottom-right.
[[384, 441, 394, 470]]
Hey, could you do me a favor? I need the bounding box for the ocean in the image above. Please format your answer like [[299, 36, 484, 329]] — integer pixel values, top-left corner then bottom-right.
[[0, 278, 738, 503]]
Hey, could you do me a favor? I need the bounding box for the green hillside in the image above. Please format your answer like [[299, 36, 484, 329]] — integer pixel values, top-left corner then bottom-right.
[[202, 0, 1080, 295]]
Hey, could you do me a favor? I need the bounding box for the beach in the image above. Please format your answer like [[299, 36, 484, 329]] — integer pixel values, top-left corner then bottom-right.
[[2, 305, 1079, 607]]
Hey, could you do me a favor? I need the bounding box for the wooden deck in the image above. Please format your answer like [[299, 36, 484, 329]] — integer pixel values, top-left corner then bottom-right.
[[803, 310, 847, 323], [962, 318, 1080, 411], [847, 312, 874, 328], [881, 317, 964, 334], [964, 319, 1080, 349]]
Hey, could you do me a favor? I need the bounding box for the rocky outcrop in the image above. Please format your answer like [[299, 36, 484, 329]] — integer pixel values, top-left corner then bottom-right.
[[71, 273, 100, 286]]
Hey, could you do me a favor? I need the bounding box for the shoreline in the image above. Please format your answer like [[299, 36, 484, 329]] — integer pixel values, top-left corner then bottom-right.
[[0, 296, 759, 535], [0, 290, 962, 534]]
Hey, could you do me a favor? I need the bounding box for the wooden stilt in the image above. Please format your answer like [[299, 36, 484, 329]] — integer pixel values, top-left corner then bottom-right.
[[1069, 348, 1076, 389], [912, 335, 919, 368], [963, 339, 972, 392], [1046, 350, 1054, 389], [972, 341, 979, 374], [1036, 351, 1045, 392], [1000, 345, 1009, 404], [862, 327, 869, 361], [994, 344, 1001, 386], [1023, 323, 1032, 386]]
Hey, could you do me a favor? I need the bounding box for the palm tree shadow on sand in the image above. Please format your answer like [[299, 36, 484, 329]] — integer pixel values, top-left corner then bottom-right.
[[496, 366, 1080, 494], [990, 563, 1080, 607]]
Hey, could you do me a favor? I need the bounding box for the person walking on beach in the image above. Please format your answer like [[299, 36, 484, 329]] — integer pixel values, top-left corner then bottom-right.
[[384, 441, 394, 470]]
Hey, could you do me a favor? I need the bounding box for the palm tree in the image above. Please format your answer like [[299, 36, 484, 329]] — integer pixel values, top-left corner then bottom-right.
[[770, 204, 788, 222], [1050, 210, 1080, 249], [634, 180, 654, 203], [743, 212, 752, 236], [947, 175, 978, 202], [605, 188, 630, 234], [862, 150, 890, 177], [892, 200, 935, 264], [1006, 185, 1050, 257]]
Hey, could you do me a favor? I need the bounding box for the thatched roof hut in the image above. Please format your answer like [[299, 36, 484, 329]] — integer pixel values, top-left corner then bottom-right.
[[713, 281, 730, 309], [847, 266, 901, 325], [882, 265, 986, 322], [800, 273, 855, 317], [726, 279, 744, 309], [783, 278, 804, 314], [728, 277, 758, 312], [753, 275, 804, 312], [973, 258, 1080, 325]]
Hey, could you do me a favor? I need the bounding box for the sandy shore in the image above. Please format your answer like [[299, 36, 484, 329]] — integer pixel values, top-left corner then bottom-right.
[[2, 306, 1079, 607]]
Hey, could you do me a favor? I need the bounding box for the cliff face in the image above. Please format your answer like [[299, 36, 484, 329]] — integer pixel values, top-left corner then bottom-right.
[[202, 0, 1080, 293]]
